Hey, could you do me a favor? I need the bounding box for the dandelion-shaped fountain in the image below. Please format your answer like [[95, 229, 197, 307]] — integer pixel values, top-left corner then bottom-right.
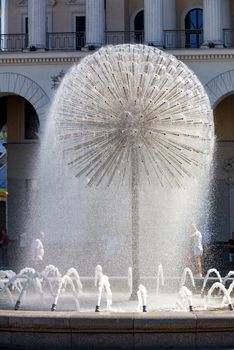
[[51, 44, 214, 298]]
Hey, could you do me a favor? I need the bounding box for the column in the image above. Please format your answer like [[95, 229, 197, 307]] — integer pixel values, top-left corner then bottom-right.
[[202, 0, 223, 47], [144, 0, 163, 47], [86, 0, 105, 48], [28, 0, 47, 49], [163, 0, 176, 48], [222, 0, 231, 47], [1, 0, 9, 50]]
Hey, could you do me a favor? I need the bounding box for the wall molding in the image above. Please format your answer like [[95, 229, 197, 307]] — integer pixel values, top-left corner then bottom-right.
[[1, 51, 234, 66], [66, 0, 80, 4], [17, 0, 57, 7], [176, 53, 234, 60], [0, 56, 81, 65]]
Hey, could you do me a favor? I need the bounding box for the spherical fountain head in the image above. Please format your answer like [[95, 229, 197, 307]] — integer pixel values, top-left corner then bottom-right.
[[52, 44, 214, 188]]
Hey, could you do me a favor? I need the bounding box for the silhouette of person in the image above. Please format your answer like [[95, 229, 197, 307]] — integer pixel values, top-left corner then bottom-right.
[[227, 232, 234, 269], [190, 223, 203, 277]]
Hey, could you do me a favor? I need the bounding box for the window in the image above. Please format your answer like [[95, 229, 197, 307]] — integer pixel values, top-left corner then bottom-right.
[[185, 8, 203, 48], [76, 16, 85, 49], [24, 17, 28, 48], [134, 10, 144, 44], [24, 101, 39, 140], [134, 10, 144, 31]]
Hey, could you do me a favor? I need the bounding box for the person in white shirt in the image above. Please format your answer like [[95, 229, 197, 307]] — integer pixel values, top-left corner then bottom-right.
[[31, 231, 45, 271], [190, 223, 203, 277]]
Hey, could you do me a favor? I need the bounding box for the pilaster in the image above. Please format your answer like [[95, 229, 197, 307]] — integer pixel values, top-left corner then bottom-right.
[[28, 0, 47, 49], [202, 0, 223, 48], [1, 0, 9, 50], [85, 0, 105, 48], [163, 0, 176, 48], [144, 0, 163, 47]]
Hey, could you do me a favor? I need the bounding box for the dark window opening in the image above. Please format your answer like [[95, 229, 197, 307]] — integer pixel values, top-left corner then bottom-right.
[[134, 10, 144, 43], [24, 101, 39, 140], [25, 17, 29, 48], [76, 16, 85, 49], [185, 8, 203, 48], [134, 10, 144, 31]]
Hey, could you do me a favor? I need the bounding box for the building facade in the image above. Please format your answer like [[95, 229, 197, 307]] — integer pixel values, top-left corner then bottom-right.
[[0, 0, 234, 263]]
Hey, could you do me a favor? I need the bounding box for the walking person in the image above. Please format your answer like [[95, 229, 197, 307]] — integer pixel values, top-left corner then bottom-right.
[[30, 231, 45, 272], [190, 223, 203, 277]]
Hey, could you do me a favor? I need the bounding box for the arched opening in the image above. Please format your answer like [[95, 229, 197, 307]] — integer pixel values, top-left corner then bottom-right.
[[214, 94, 234, 141], [185, 8, 203, 48], [0, 95, 39, 143], [0, 94, 40, 265], [0, 97, 7, 236], [134, 10, 144, 44], [211, 94, 234, 250], [134, 10, 144, 31]]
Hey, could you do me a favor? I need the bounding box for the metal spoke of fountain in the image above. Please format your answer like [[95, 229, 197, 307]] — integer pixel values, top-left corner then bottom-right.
[[53, 44, 213, 189], [52, 44, 214, 299]]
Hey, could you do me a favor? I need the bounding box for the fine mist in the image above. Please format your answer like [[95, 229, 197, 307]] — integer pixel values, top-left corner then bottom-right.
[[24, 44, 215, 279]]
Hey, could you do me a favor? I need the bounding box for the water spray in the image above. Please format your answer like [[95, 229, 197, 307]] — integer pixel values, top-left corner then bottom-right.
[[52, 44, 214, 299]]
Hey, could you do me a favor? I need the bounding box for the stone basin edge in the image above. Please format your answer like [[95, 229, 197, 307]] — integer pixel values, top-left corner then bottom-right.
[[0, 310, 233, 332]]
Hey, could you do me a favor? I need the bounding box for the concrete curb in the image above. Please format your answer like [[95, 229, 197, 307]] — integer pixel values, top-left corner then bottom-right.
[[0, 310, 234, 349]]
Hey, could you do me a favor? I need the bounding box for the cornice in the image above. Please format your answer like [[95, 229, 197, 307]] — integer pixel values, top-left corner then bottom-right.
[[175, 53, 234, 61], [0, 56, 81, 65], [0, 51, 234, 65]]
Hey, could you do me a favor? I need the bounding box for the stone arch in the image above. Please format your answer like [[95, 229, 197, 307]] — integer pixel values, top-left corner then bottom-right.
[[0, 72, 50, 129], [205, 70, 234, 108], [180, 5, 203, 30]]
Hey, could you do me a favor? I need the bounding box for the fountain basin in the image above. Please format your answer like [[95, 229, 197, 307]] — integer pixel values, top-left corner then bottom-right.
[[0, 310, 234, 349]]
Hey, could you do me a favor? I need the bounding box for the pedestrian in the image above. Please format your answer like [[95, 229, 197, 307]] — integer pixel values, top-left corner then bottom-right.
[[227, 232, 234, 269], [30, 231, 45, 272], [190, 223, 203, 277], [0, 228, 9, 269]]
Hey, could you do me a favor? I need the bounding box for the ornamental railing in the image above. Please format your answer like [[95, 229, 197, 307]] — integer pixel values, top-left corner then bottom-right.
[[0, 34, 28, 51], [223, 29, 234, 47], [105, 31, 144, 45], [6, 29, 234, 52], [0, 31, 143, 51], [47, 32, 85, 50], [164, 29, 203, 49]]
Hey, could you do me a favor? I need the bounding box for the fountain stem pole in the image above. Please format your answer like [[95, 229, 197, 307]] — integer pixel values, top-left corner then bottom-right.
[[129, 146, 140, 300]]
